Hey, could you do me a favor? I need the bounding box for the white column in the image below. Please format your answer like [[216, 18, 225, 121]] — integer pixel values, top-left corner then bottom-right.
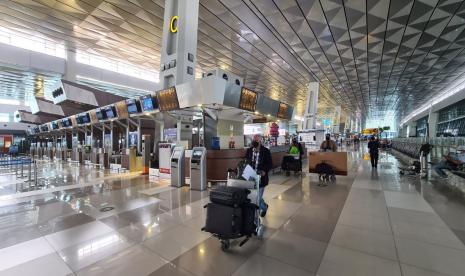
[[159, 0, 199, 88], [303, 82, 319, 129], [65, 49, 77, 82], [428, 107, 438, 138], [332, 106, 341, 133]]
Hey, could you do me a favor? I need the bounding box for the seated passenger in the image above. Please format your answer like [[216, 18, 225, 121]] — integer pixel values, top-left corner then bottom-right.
[[433, 146, 465, 178], [320, 134, 337, 152], [289, 140, 301, 156]]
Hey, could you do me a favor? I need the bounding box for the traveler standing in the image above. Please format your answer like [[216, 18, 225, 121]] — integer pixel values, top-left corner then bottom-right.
[[245, 135, 272, 217], [368, 136, 380, 169], [320, 134, 337, 152]]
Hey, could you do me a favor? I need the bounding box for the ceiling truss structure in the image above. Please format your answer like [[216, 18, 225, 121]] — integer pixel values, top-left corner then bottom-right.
[[0, 0, 465, 119]]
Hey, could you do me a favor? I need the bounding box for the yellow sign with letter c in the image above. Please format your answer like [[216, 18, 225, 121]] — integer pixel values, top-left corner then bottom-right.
[[170, 16, 178, 33]]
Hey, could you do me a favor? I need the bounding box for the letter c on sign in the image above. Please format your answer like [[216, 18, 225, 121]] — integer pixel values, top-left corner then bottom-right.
[[170, 16, 178, 33]]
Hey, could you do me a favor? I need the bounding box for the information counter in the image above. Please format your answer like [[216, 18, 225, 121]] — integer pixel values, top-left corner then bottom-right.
[[206, 144, 306, 181]]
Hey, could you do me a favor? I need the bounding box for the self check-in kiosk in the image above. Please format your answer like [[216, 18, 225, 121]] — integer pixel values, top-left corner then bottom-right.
[[171, 146, 185, 187], [190, 147, 206, 191]]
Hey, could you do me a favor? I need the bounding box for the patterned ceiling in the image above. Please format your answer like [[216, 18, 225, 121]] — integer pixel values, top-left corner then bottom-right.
[[1, 0, 465, 118]]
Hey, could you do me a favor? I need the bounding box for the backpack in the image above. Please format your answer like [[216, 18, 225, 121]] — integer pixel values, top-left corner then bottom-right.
[[315, 162, 334, 175], [289, 146, 299, 155]]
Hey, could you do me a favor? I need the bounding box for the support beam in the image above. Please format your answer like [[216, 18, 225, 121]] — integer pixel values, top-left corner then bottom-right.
[[303, 82, 319, 130]]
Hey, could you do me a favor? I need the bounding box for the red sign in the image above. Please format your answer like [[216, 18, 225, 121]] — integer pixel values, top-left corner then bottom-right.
[[159, 168, 170, 174]]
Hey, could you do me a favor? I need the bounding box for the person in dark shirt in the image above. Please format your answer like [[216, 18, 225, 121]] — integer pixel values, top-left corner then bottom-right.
[[368, 136, 380, 169], [245, 135, 272, 217], [320, 134, 337, 152]]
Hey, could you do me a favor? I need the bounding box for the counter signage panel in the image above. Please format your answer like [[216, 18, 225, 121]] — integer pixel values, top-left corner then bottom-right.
[[40, 125, 49, 132], [96, 109, 106, 120], [126, 99, 141, 114], [140, 94, 158, 112], [89, 110, 98, 123], [105, 106, 116, 119], [277, 103, 288, 119], [252, 117, 267, 124], [239, 88, 257, 112], [70, 115, 77, 127], [33, 126, 40, 133], [157, 87, 179, 111], [115, 101, 129, 119], [51, 121, 59, 130], [82, 113, 90, 124], [76, 115, 83, 125]]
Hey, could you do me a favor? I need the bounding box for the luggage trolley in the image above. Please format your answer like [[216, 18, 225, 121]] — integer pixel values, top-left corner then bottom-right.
[[202, 167, 265, 251]]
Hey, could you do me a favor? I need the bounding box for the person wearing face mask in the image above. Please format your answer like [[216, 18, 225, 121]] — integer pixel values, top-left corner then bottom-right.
[[245, 135, 272, 217], [320, 134, 337, 152]]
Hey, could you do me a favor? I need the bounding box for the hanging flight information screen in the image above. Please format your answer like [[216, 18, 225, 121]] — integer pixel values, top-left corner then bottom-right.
[[157, 87, 179, 111], [239, 88, 257, 112], [140, 94, 158, 112], [277, 103, 288, 119], [115, 101, 129, 119]]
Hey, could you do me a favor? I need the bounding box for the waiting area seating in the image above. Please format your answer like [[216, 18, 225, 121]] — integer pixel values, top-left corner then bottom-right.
[[391, 140, 425, 159]]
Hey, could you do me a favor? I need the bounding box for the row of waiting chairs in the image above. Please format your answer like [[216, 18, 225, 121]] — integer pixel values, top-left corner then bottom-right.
[[391, 141, 425, 159]]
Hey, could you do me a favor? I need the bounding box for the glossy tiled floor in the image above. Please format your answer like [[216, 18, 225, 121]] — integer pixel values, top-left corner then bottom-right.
[[1, 146, 465, 276]]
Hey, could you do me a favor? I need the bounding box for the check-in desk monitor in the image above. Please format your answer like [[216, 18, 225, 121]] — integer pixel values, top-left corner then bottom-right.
[[190, 147, 206, 191], [171, 146, 185, 188]]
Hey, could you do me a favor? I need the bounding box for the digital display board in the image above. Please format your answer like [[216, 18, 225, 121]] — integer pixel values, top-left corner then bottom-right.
[[51, 121, 59, 130], [115, 101, 128, 119], [33, 127, 40, 133], [105, 106, 116, 119], [239, 88, 257, 112], [140, 94, 158, 112], [76, 115, 83, 125], [96, 109, 106, 120], [277, 103, 288, 119], [126, 99, 141, 114], [81, 113, 90, 124], [157, 87, 179, 111], [61, 118, 70, 127], [40, 124, 49, 132]]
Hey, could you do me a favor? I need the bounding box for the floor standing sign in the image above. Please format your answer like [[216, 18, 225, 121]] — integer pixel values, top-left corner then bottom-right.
[[159, 142, 174, 178]]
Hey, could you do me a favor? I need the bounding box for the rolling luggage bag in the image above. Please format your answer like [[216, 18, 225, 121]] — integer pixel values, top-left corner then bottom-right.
[[241, 203, 257, 235], [204, 202, 243, 238], [210, 186, 249, 207]]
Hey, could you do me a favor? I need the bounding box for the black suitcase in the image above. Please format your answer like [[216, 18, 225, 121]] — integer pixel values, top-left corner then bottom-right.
[[241, 203, 257, 235], [210, 186, 249, 207], [204, 202, 243, 238]]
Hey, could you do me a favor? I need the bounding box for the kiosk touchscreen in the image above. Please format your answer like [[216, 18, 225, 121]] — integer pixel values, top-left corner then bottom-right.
[[190, 147, 206, 191], [170, 146, 185, 187]]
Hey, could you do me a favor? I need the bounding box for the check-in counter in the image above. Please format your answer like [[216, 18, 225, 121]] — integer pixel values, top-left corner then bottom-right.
[[121, 148, 143, 172], [91, 152, 100, 165], [71, 150, 83, 164], [205, 144, 304, 181], [99, 152, 110, 169], [206, 149, 246, 181]]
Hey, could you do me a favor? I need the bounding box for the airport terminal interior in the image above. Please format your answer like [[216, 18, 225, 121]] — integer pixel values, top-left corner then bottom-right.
[[2, 0, 465, 275]]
